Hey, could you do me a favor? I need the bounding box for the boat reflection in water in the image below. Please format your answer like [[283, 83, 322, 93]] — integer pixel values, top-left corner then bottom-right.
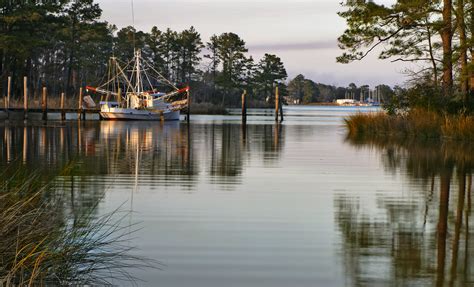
[[0, 121, 284, 185], [343, 135, 474, 286]]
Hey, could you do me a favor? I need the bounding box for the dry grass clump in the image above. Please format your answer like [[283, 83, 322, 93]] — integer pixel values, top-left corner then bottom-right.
[[346, 109, 474, 141], [442, 114, 474, 141], [0, 166, 155, 286]]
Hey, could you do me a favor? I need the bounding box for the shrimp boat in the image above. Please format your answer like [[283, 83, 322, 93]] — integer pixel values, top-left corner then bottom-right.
[[86, 50, 189, 121]]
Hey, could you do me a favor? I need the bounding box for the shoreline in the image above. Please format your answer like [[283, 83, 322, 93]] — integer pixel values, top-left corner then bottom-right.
[[345, 109, 474, 142]]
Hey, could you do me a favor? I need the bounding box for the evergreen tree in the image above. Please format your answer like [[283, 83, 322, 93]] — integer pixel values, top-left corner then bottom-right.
[[254, 54, 287, 101], [147, 26, 166, 76], [204, 34, 220, 89], [287, 74, 306, 104], [215, 33, 248, 100], [303, 80, 318, 104], [176, 26, 203, 84], [161, 28, 178, 82], [63, 0, 103, 94]]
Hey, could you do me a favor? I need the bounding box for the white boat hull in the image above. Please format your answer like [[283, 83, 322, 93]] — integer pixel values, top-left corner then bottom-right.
[[100, 107, 180, 121]]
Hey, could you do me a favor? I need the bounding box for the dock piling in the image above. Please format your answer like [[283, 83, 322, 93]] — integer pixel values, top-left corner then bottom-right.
[[241, 90, 247, 124], [42, 86, 48, 121], [60, 92, 66, 121], [279, 95, 284, 122], [280, 103, 284, 122], [78, 87, 83, 120], [275, 86, 279, 122], [6, 76, 11, 120], [187, 90, 191, 123], [23, 76, 28, 120]]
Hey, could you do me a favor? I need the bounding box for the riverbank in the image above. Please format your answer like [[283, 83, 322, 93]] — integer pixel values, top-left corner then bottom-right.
[[345, 109, 474, 141]]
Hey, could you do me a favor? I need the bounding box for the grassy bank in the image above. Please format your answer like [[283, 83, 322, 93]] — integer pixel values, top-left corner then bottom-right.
[[0, 164, 154, 286], [345, 109, 474, 141]]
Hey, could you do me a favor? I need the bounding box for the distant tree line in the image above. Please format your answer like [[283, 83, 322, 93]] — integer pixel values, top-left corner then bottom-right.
[[0, 0, 289, 107], [286, 74, 394, 104]]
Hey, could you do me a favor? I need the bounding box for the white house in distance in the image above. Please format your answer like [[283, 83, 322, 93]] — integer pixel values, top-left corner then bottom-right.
[[336, 99, 356, 105]]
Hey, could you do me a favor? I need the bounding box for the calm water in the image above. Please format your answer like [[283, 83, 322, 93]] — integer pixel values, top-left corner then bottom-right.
[[1, 106, 473, 286]]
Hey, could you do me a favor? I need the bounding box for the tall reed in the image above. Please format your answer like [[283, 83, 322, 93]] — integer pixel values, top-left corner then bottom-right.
[[0, 165, 155, 286]]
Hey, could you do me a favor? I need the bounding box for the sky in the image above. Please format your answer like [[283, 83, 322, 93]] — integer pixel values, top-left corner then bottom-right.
[[96, 0, 408, 87]]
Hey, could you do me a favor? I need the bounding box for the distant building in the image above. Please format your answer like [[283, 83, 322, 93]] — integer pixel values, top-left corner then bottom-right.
[[336, 99, 356, 105]]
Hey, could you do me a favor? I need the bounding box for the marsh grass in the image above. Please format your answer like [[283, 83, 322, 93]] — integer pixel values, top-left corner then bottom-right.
[[345, 109, 474, 141], [0, 164, 157, 286]]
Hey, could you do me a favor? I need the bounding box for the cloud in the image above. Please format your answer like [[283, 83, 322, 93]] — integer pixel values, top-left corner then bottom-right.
[[248, 40, 337, 52]]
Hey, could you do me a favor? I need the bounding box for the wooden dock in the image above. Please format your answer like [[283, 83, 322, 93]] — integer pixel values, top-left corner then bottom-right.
[[1, 76, 284, 123], [0, 108, 100, 121], [3, 108, 100, 114]]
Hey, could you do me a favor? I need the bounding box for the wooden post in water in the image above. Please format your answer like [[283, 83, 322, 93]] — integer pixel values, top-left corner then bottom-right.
[[6, 76, 11, 109], [241, 90, 247, 124], [42, 86, 48, 121], [60, 92, 66, 121], [275, 86, 279, 122], [78, 87, 83, 120], [187, 90, 191, 123], [23, 76, 28, 120], [279, 95, 284, 122], [6, 76, 11, 120]]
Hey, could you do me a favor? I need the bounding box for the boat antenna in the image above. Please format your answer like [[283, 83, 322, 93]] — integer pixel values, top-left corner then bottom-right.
[[131, 0, 136, 50]]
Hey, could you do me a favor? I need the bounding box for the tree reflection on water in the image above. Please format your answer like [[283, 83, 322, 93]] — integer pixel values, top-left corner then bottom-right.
[[341, 135, 474, 286], [0, 121, 284, 185]]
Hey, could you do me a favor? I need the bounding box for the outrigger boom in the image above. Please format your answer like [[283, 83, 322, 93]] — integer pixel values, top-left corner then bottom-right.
[[85, 86, 119, 97], [86, 85, 189, 100]]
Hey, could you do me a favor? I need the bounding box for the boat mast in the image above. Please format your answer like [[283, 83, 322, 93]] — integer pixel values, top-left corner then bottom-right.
[[135, 49, 141, 94], [131, 0, 140, 95]]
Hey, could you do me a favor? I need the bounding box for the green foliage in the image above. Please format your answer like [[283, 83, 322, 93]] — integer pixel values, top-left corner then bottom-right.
[[287, 75, 322, 104], [201, 33, 288, 107], [382, 82, 473, 115], [0, 1, 288, 108], [303, 80, 318, 104], [0, 0, 113, 97], [253, 54, 287, 101], [176, 26, 204, 83], [287, 74, 305, 103], [214, 32, 248, 96], [287, 74, 394, 104]]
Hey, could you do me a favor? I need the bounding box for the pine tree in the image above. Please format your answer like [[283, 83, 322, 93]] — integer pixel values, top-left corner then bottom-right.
[[254, 54, 287, 102]]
